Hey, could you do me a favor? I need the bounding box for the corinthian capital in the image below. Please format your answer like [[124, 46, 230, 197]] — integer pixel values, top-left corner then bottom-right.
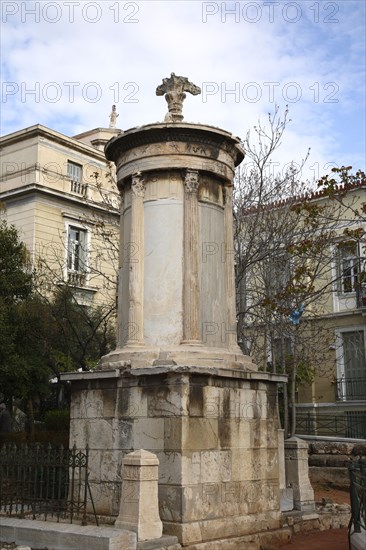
[[184, 169, 200, 193], [131, 172, 145, 198]]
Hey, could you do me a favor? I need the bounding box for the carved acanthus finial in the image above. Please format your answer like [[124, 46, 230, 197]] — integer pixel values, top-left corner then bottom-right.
[[156, 73, 201, 123], [109, 104, 119, 128]]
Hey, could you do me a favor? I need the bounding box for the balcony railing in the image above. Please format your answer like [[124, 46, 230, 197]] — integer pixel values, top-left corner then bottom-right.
[[70, 180, 87, 196], [67, 271, 86, 287], [337, 377, 366, 401]]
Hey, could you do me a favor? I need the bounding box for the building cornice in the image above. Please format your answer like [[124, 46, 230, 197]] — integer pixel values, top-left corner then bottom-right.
[[0, 124, 108, 161], [0, 183, 119, 217]]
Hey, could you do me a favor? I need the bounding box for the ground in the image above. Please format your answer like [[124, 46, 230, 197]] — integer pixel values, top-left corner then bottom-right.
[[313, 482, 350, 505], [279, 482, 350, 550], [279, 527, 349, 550]]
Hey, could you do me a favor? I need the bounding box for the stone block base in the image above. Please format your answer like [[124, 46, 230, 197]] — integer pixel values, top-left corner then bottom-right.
[[163, 511, 282, 546], [171, 527, 292, 550], [65, 365, 286, 546]]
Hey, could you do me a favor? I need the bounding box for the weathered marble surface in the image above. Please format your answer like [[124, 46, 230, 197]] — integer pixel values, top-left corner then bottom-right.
[[285, 437, 315, 512], [101, 122, 252, 372], [68, 366, 285, 544], [115, 449, 162, 541]]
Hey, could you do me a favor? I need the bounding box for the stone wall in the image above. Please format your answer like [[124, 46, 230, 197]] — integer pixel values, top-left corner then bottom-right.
[[307, 439, 366, 488]]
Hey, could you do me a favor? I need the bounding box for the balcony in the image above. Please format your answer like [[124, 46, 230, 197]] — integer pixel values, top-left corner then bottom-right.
[[70, 180, 87, 196], [67, 271, 86, 287], [336, 377, 366, 401]]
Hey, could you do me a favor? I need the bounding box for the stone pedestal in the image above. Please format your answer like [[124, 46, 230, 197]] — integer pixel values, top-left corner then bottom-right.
[[285, 437, 315, 512], [278, 429, 293, 512], [115, 449, 162, 541], [66, 365, 286, 545]]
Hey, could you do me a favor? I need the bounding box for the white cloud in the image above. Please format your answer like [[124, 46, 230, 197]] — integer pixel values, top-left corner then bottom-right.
[[0, 0, 365, 176]]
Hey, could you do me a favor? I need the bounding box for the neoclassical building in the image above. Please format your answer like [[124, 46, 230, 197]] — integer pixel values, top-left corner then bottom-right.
[[0, 118, 120, 307]]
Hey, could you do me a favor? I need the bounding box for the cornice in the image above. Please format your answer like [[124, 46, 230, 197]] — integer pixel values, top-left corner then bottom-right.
[[105, 123, 244, 167], [0, 183, 119, 216], [0, 124, 107, 161]]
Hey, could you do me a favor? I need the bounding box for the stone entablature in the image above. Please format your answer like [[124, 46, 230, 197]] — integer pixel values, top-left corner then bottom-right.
[[106, 123, 243, 184]]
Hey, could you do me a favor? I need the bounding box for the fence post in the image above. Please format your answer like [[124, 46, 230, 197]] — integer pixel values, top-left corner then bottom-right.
[[285, 437, 315, 512], [349, 462, 361, 533], [115, 449, 162, 541]]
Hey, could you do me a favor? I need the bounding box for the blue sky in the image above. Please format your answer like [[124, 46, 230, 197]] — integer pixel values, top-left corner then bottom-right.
[[1, 0, 365, 182]]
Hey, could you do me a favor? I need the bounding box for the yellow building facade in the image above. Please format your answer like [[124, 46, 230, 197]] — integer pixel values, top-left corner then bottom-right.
[[0, 123, 120, 307]]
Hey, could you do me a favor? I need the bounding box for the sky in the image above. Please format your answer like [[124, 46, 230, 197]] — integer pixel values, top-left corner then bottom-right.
[[1, 0, 365, 183]]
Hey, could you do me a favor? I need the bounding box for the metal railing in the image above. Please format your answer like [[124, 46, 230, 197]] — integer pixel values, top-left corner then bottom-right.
[[348, 459, 366, 549], [336, 377, 366, 401], [0, 443, 97, 525], [297, 411, 366, 439]]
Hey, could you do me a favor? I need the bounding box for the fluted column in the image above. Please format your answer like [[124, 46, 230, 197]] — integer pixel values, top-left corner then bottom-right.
[[126, 172, 145, 345], [223, 185, 240, 351], [182, 169, 201, 344]]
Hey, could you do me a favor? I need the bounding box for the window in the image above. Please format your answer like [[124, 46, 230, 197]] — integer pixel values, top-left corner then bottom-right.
[[337, 241, 360, 293], [67, 226, 87, 281], [67, 161, 87, 195], [337, 329, 366, 401], [267, 253, 291, 297], [67, 161, 82, 182]]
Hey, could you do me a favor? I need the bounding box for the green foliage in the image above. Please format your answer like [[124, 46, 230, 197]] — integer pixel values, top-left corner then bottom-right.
[[0, 219, 32, 303], [0, 220, 114, 407], [318, 166, 365, 197], [36, 285, 116, 373], [44, 409, 70, 432], [0, 220, 49, 403]]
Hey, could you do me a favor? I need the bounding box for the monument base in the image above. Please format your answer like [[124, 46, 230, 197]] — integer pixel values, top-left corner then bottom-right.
[[98, 344, 257, 371], [63, 365, 286, 546]]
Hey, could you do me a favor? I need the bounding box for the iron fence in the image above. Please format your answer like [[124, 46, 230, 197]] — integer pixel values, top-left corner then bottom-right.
[[0, 443, 97, 525], [348, 459, 366, 548], [296, 411, 366, 439]]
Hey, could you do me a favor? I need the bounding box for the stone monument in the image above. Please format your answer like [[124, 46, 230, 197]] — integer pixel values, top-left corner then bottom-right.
[[64, 74, 287, 547]]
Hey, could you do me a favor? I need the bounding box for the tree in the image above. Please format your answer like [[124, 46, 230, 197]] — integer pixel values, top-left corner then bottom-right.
[[0, 212, 117, 436], [234, 108, 353, 437], [0, 218, 32, 304], [0, 217, 50, 428]]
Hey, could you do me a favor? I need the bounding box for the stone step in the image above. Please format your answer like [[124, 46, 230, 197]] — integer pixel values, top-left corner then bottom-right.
[[0, 517, 136, 550]]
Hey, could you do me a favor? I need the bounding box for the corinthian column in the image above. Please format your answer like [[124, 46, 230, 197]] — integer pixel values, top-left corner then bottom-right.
[[223, 185, 240, 352], [126, 172, 145, 345], [182, 169, 201, 344]]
